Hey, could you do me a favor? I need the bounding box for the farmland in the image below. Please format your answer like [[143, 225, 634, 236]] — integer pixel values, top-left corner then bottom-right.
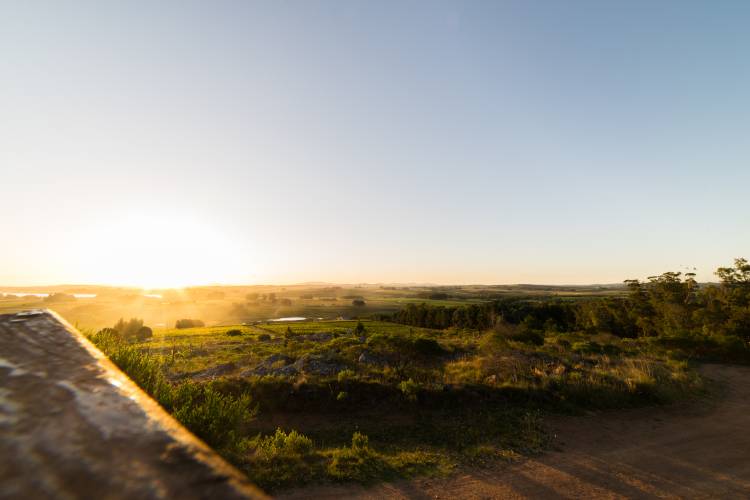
[[10, 260, 750, 492], [0, 282, 625, 330]]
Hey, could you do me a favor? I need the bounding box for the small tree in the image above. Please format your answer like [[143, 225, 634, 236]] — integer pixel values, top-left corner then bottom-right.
[[355, 320, 366, 335], [175, 319, 205, 329], [135, 326, 153, 341], [113, 318, 144, 339]]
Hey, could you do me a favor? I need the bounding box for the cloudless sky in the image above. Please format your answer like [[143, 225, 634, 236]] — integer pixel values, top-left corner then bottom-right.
[[1, 1, 748, 287]]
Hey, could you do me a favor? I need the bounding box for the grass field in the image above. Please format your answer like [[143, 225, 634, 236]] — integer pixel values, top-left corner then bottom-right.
[[0, 282, 626, 330], [89, 315, 703, 492], [4, 281, 714, 492]]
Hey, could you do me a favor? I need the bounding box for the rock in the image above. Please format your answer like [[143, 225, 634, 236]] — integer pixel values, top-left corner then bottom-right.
[[240, 352, 345, 377], [357, 350, 388, 367], [293, 354, 345, 376], [241, 354, 298, 377], [263, 353, 292, 365], [293, 332, 334, 342], [190, 362, 237, 380]]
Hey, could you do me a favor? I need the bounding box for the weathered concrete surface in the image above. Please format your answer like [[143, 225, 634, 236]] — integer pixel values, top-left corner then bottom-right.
[[0, 310, 267, 500]]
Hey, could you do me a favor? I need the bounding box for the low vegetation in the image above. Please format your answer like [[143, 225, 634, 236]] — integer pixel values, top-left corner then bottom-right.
[[80, 258, 750, 492], [89, 329, 256, 453]]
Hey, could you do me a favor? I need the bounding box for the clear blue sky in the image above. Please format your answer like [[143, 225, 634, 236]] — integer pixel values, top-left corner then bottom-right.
[[1, 1, 748, 286]]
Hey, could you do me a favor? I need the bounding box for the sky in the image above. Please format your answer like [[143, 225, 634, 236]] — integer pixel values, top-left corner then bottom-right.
[[1, 0, 748, 287]]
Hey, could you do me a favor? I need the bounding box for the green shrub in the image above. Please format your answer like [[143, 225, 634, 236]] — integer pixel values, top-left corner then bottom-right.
[[172, 381, 256, 452], [412, 337, 444, 356], [88, 330, 256, 453], [255, 428, 314, 458], [246, 428, 318, 490], [226, 329, 242, 336], [135, 326, 153, 341], [175, 318, 205, 329], [398, 378, 420, 401], [90, 329, 172, 402], [351, 432, 369, 450], [337, 369, 356, 382], [508, 329, 544, 345], [327, 432, 389, 483], [103, 318, 151, 342], [479, 330, 509, 354]]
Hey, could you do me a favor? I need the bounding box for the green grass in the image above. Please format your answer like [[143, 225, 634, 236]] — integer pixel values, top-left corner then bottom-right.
[[88, 329, 257, 454], [88, 318, 704, 493]]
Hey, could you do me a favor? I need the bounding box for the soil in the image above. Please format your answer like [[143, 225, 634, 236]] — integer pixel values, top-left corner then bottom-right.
[[279, 364, 750, 499]]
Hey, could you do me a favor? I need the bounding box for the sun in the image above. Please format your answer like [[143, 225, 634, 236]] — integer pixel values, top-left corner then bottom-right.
[[73, 209, 249, 288]]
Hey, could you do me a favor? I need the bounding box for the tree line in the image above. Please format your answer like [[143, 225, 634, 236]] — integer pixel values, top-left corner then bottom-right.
[[384, 258, 750, 342]]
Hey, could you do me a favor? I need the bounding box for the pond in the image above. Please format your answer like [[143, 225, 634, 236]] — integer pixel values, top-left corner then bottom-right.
[[1, 292, 97, 298]]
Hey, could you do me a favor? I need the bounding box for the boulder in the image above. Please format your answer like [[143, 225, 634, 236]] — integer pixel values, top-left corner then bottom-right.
[[190, 362, 237, 380], [357, 350, 388, 367]]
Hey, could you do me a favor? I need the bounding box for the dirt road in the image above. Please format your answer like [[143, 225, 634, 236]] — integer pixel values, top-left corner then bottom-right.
[[280, 364, 750, 499]]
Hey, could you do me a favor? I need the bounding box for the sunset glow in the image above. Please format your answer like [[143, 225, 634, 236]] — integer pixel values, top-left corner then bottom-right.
[[71, 210, 250, 288], [1, 1, 748, 287]]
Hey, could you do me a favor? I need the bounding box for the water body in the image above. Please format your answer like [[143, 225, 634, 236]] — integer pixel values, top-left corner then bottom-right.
[[1, 292, 97, 298], [270, 317, 307, 322]]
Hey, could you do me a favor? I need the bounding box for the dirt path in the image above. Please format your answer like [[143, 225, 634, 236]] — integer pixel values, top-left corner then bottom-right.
[[279, 364, 750, 499]]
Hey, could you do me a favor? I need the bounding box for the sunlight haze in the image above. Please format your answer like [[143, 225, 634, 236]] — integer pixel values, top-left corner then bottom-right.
[[1, 0, 748, 287]]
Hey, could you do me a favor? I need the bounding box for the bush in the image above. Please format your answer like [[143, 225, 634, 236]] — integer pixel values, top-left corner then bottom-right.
[[106, 318, 149, 341], [352, 299, 366, 307], [351, 431, 369, 450], [226, 329, 242, 337], [88, 330, 256, 452], [90, 329, 172, 401], [327, 432, 389, 483], [398, 378, 420, 401], [493, 319, 544, 345], [411, 337, 444, 356], [337, 369, 356, 383], [255, 428, 314, 458], [172, 381, 256, 451], [509, 329, 544, 345], [257, 333, 272, 341], [175, 318, 205, 329], [247, 428, 317, 489], [135, 326, 153, 341]]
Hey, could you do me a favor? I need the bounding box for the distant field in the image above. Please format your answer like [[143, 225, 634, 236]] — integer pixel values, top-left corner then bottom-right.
[[0, 282, 627, 330]]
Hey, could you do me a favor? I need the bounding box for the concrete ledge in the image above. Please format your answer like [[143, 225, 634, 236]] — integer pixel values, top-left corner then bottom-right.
[[0, 310, 266, 499]]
